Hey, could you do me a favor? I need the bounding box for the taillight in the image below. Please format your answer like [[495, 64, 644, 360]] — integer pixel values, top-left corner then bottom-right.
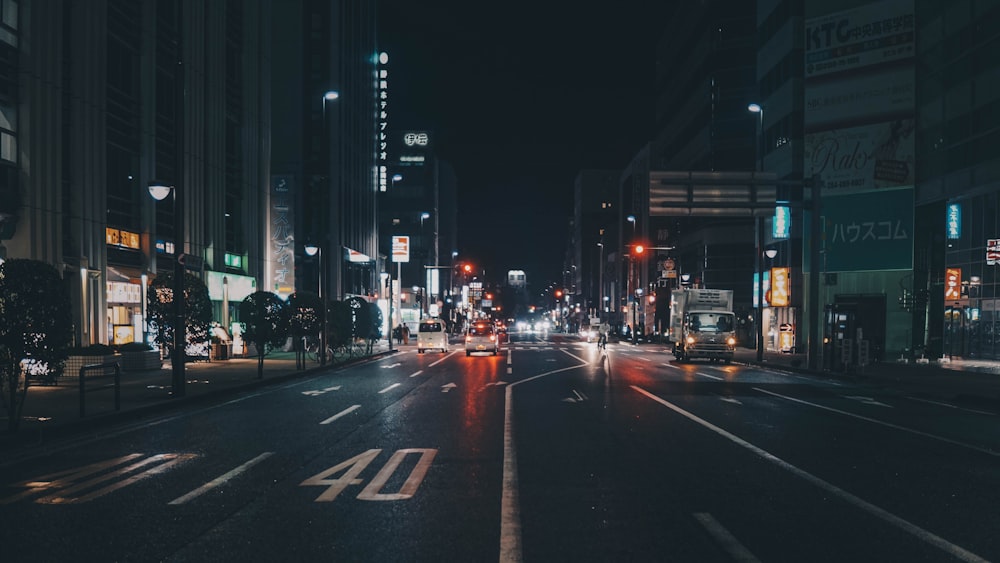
[[465, 335, 472, 342], [489, 335, 496, 342]]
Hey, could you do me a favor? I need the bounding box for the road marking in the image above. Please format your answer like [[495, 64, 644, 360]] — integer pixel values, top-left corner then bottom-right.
[[320, 405, 361, 425], [905, 396, 996, 416], [168, 452, 274, 505], [719, 396, 742, 405], [302, 385, 341, 396], [429, 352, 457, 367], [753, 387, 1000, 457], [697, 372, 723, 381], [562, 390, 588, 403], [843, 395, 893, 408], [409, 369, 423, 378], [693, 513, 761, 562], [378, 383, 402, 394], [501, 353, 590, 562], [632, 385, 988, 563], [381, 363, 401, 369], [441, 383, 457, 393]]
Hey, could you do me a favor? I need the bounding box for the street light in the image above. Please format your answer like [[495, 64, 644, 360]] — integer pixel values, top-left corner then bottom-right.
[[149, 180, 185, 397], [391, 173, 403, 189], [626, 215, 636, 238], [749, 102, 766, 362], [597, 242, 604, 318], [304, 242, 326, 366]]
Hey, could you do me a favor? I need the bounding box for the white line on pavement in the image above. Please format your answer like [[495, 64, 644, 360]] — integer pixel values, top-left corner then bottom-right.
[[905, 396, 996, 416], [632, 385, 989, 563], [378, 383, 402, 394], [697, 372, 723, 381], [429, 351, 458, 367], [693, 513, 761, 562], [753, 387, 1000, 457], [320, 405, 361, 425], [169, 452, 274, 505], [409, 370, 423, 378]]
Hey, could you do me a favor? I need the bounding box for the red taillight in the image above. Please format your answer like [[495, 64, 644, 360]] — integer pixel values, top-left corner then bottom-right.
[[465, 335, 472, 342], [489, 335, 496, 342]]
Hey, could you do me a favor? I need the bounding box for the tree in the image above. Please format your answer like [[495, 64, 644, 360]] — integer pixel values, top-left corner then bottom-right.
[[239, 291, 290, 378], [287, 291, 322, 369], [327, 299, 353, 350], [0, 259, 74, 431], [146, 270, 213, 359]]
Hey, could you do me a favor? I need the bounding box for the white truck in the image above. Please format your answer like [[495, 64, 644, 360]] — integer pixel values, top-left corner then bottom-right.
[[668, 288, 737, 363]]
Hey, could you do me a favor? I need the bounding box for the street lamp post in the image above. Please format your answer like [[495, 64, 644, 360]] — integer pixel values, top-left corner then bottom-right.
[[149, 180, 185, 397], [597, 242, 604, 319], [304, 243, 326, 366], [749, 102, 766, 362]]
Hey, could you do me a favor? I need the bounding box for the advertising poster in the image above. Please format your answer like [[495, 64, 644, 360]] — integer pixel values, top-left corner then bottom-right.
[[805, 119, 915, 193], [821, 188, 913, 272], [268, 175, 295, 297]]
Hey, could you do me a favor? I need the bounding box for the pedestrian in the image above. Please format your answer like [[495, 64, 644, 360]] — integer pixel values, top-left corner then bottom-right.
[[402, 323, 410, 345], [394, 324, 403, 344]]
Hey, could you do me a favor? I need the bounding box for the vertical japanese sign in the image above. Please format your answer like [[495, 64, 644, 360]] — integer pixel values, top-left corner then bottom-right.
[[773, 206, 791, 239], [268, 175, 295, 297], [946, 204, 962, 239], [377, 52, 389, 191], [944, 268, 962, 301], [770, 267, 790, 307]]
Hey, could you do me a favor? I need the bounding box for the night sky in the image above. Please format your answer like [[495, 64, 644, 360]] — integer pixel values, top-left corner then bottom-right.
[[377, 2, 672, 287]]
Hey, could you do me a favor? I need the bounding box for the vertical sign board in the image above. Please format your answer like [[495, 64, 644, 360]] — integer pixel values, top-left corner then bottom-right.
[[770, 267, 790, 307], [946, 204, 962, 239], [945, 268, 962, 301], [773, 206, 791, 239], [391, 236, 410, 263], [268, 175, 295, 297], [986, 239, 1000, 266]]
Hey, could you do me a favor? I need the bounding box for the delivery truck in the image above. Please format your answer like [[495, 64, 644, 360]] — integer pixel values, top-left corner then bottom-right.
[[668, 288, 737, 363]]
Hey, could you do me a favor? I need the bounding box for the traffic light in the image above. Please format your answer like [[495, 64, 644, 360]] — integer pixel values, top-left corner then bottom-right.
[[634, 245, 644, 255], [555, 289, 563, 298]]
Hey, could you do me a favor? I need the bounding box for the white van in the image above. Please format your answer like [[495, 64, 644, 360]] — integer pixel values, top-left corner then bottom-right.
[[417, 318, 449, 353]]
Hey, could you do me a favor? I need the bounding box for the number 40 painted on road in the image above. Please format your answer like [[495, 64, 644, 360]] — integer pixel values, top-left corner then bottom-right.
[[300, 448, 437, 502]]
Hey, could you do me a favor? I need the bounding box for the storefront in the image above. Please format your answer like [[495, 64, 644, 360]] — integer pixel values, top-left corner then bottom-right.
[[106, 279, 144, 345]]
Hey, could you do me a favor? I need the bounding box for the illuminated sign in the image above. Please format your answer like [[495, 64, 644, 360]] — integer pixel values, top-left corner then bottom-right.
[[403, 132, 429, 146], [106, 228, 140, 250], [773, 206, 790, 239], [946, 204, 961, 239], [399, 155, 425, 163], [224, 253, 243, 268], [207, 271, 257, 301], [945, 268, 962, 301], [268, 175, 295, 297], [988, 239, 1000, 266], [391, 235, 410, 263], [770, 267, 790, 307], [106, 281, 142, 304], [346, 248, 371, 263], [377, 52, 389, 163], [155, 240, 175, 254]]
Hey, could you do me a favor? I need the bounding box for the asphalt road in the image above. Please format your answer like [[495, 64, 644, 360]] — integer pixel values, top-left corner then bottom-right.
[[1, 331, 999, 562]]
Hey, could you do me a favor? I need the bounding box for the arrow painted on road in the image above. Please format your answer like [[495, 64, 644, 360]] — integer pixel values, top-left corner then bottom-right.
[[719, 396, 742, 405], [562, 390, 588, 403], [843, 395, 893, 408], [381, 363, 401, 369], [441, 383, 457, 393], [479, 381, 510, 392]]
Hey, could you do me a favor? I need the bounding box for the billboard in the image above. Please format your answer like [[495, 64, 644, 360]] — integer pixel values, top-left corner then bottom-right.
[[268, 175, 295, 297], [820, 188, 913, 272]]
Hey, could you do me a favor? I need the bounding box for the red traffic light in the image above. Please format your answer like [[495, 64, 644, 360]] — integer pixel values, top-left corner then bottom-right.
[[634, 245, 644, 254]]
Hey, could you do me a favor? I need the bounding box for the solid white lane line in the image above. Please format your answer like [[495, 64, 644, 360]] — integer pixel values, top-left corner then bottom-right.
[[429, 351, 457, 367], [906, 396, 996, 416], [320, 405, 361, 425], [168, 452, 274, 505], [632, 385, 988, 563], [693, 513, 761, 563], [500, 351, 590, 563], [409, 370, 423, 378], [697, 372, 723, 381], [378, 383, 402, 394], [753, 387, 1000, 457]]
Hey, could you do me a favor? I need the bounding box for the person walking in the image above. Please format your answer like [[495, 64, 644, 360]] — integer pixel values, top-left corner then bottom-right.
[[598, 320, 610, 350]]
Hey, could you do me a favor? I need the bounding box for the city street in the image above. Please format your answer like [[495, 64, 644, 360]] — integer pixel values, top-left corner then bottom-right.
[[1, 332, 999, 562]]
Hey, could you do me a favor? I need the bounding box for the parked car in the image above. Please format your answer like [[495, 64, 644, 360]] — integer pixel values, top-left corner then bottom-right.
[[465, 321, 499, 356]]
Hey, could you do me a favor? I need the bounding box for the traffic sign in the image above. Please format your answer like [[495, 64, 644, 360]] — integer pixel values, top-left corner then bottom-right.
[[391, 236, 410, 263]]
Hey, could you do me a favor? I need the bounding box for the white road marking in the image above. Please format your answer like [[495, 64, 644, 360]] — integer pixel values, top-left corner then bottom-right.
[[693, 513, 761, 562], [429, 352, 457, 367], [719, 396, 742, 405], [302, 386, 341, 396], [320, 405, 361, 425], [500, 353, 590, 562], [697, 372, 723, 381], [380, 363, 401, 369], [753, 387, 1000, 457], [168, 452, 274, 505], [441, 383, 457, 393], [378, 383, 402, 394], [905, 396, 996, 416], [632, 385, 988, 563], [843, 395, 893, 408], [409, 370, 423, 378]]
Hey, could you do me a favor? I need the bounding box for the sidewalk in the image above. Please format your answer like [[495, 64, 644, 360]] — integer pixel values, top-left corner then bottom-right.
[[1, 341, 404, 451]]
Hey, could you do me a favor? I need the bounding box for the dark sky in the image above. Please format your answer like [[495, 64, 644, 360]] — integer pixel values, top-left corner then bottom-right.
[[377, 2, 671, 286]]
